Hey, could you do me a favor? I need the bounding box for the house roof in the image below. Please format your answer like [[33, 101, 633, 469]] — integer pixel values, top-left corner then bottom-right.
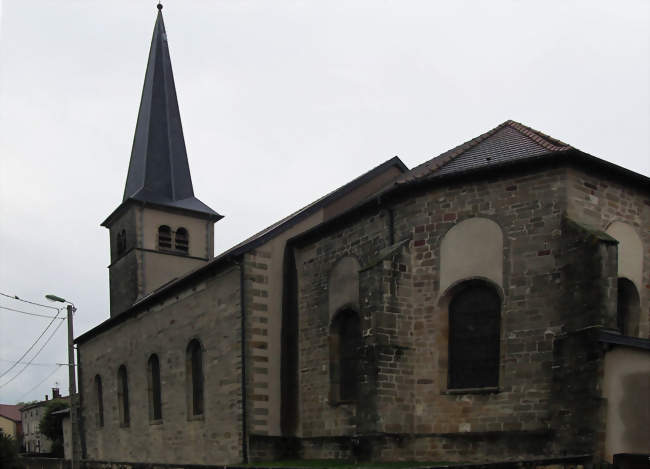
[[0, 404, 22, 422], [103, 7, 220, 227], [76, 156, 408, 344]]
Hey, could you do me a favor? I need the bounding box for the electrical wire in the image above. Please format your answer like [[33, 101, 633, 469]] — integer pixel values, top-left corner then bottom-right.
[[0, 317, 65, 387], [0, 358, 59, 367], [17, 365, 64, 401], [0, 300, 62, 379], [0, 292, 60, 311], [0, 305, 65, 320]]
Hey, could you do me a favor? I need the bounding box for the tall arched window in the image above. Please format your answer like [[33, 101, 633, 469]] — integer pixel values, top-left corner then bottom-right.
[[95, 375, 104, 428], [448, 281, 500, 390], [158, 225, 172, 250], [329, 309, 362, 403], [175, 227, 189, 254], [116, 230, 126, 256], [117, 365, 130, 426], [186, 339, 204, 417], [617, 278, 640, 337], [147, 354, 162, 421]]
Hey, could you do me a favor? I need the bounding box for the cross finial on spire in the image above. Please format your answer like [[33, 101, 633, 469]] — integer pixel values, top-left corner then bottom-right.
[[157, 2, 163, 10]]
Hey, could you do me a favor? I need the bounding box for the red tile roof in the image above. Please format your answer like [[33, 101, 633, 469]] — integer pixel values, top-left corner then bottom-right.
[[0, 404, 22, 422]]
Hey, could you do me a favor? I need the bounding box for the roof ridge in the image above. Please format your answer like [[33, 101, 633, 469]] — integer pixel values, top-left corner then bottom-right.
[[397, 120, 574, 185], [504, 120, 573, 152], [398, 121, 510, 183]]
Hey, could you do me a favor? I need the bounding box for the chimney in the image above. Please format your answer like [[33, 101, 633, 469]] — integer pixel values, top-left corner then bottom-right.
[[52, 387, 61, 399]]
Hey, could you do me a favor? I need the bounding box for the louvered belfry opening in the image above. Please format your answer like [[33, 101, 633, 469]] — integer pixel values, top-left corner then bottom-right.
[[158, 225, 172, 250], [448, 282, 500, 389], [175, 227, 189, 253]]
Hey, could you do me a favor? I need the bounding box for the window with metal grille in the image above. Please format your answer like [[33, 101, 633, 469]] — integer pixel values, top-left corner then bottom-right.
[[117, 365, 130, 426], [147, 354, 162, 421], [448, 282, 500, 390], [95, 375, 104, 427], [329, 309, 362, 403], [158, 225, 172, 250], [186, 339, 204, 416], [175, 227, 189, 254]]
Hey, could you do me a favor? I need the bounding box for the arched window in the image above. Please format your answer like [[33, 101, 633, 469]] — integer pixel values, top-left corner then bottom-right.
[[175, 227, 189, 254], [617, 278, 640, 337], [448, 281, 500, 390], [186, 339, 204, 417], [116, 229, 127, 256], [329, 309, 362, 403], [117, 365, 130, 426], [95, 375, 104, 427], [147, 354, 162, 421], [158, 225, 172, 250]]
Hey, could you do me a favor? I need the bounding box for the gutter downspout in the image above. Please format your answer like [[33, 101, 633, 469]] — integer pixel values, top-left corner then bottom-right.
[[237, 257, 249, 464]]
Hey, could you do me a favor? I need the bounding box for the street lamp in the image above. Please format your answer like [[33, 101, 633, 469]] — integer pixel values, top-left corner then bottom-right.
[[46, 294, 77, 469]]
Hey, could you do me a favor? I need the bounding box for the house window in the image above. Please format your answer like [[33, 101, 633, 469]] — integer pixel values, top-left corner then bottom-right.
[[95, 375, 104, 427], [329, 309, 362, 403], [147, 354, 163, 421], [617, 278, 640, 337], [186, 339, 204, 417], [448, 281, 500, 390], [117, 365, 130, 426], [175, 227, 189, 254], [158, 225, 172, 250]]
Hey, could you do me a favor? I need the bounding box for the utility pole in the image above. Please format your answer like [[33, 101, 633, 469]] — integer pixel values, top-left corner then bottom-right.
[[46, 294, 78, 469], [67, 303, 77, 469]]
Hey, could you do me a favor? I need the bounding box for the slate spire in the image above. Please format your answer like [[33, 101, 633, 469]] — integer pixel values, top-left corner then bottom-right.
[[121, 6, 220, 218]]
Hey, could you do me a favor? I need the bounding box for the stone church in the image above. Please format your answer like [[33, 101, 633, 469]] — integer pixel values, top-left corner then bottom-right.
[[74, 7, 650, 466]]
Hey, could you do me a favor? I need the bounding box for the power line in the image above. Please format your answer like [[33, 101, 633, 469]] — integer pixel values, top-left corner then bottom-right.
[[0, 313, 63, 387], [0, 305, 65, 320], [0, 292, 61, 311], [0, 358, 60, 367], [0, 318, 66, 388], [17, 365, 64, 401]]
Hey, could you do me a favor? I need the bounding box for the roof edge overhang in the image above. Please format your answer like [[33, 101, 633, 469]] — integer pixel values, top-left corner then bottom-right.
[[288, 149, 650, 248], [101, 198, 224, 227], [599, 330, 650, 351], [75, 246, 246, 345], [80, 157, 408, 345]]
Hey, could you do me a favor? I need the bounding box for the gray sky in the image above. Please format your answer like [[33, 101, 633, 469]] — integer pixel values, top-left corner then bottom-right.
[[0, 0, 648, 404]]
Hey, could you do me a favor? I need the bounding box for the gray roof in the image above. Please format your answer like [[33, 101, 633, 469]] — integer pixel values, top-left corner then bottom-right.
[[396, 120, 573, 185], [118, 8, 220, 221]]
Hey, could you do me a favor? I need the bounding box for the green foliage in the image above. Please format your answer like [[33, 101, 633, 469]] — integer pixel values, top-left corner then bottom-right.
[[39, 399, 69, 457], [0, 432, 24, 469], [15, 401, 37, 407]]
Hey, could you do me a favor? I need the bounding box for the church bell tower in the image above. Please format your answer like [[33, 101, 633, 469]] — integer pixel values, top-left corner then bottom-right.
[[102, 5, 222, 317]]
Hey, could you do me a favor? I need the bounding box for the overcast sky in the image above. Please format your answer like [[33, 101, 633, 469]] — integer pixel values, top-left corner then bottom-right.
[[0, 1, 648, 404]]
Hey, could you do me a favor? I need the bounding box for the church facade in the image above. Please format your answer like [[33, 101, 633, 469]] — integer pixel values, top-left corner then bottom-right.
[[74, 8, 650, 466]]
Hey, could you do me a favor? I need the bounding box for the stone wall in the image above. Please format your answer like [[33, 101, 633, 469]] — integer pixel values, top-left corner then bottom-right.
[[292, 165, 590, 462], [566, 165, 650, 337], [78, 265, 244, 465]]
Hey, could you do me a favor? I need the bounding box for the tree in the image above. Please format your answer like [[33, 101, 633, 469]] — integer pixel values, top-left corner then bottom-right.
[[0, 432, 24, 469], [39, 399, 69, 457]]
